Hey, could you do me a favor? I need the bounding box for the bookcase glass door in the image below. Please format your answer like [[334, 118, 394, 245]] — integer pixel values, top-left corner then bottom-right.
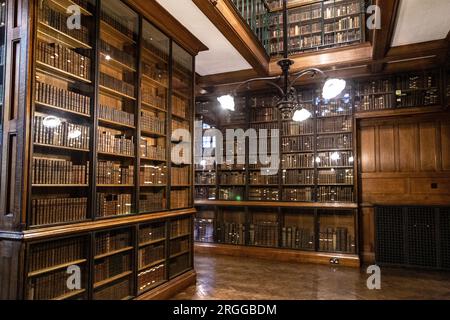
[[318, 209, 356, 254], [194, 206, 215, 243], [282, 208, 315, 251], [170, 43, 193, 210], [169, 216, 192, 278], [97, 0, 138, 219], [31, 0, 96, 227], [140, 20, 170, 213], [216, 207, 246, 245]]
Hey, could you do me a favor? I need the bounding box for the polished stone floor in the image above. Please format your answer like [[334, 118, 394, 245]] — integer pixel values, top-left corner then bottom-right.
[[173, 253, 450, 300]]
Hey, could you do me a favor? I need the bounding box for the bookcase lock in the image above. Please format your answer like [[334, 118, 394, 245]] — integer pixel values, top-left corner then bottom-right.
[[329, 258, 340, 265]]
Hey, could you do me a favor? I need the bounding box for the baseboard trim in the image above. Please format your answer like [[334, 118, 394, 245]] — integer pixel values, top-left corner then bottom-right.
[[136, 270, 197, 300], [195, 243, 361, 268]]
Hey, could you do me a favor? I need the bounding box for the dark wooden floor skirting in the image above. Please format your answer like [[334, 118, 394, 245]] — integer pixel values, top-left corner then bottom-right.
[[195, 243, 361, 268], [136, 270, 197, 300]]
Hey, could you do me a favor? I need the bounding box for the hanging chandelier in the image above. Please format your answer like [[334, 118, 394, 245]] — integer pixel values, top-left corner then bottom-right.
[[217, 0, 347, 122]]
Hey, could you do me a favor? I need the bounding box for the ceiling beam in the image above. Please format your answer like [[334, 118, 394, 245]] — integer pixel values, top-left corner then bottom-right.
[[192, 0, 269, 75], [370, 0, 401, 72]]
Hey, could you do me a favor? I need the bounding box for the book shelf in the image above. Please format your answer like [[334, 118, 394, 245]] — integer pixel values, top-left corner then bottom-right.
[[266, 0, 366, 57], [0, 0, 196, 300]]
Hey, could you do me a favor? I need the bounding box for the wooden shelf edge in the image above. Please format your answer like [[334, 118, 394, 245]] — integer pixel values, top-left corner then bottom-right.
[[194, 200, 358, 209], [19, 208, 197, 242], [354, 105, 447, 119], [135, 270, 196, 300], [195, 243, 360, 268]]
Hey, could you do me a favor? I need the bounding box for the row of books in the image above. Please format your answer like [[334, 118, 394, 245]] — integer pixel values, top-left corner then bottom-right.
[[324, 2, 361, 19], [141, 110, 165, 134], [170, 189, 190, 209], [138, 264, 165, 293], [141, 86, 166, 110], [97, 193, 133, 217], [324, 16, 360, 33], [171, 166, 190, 185], [396, 74, 437, 90], [170, 238, 190, 256], [36, 40, 91, 81], [98, 127, 134, 156], [94, 253, 131, 283], [286, 22, 321, 38], [317, 186, 354, 202], [316, 151, 353, 167], [248, 222, 279, 247], [29, 237, 85, 272], [194, 218, 215, 243], [219, 172, 245, 185], [281, 227, 315, 250], [317, 116, 352, 133], [355, 94, 394, 111], [251, 107, 277, 123], [282, 136, 314, 152], [97, 161, 134, 185], [169, 254, 190, 277], [142, 36, 169, 61], [139, 222, 166, 244], [38, 1, 90, 45], [139, 244, 165, 268], [218, 163, 245, 171], [317, 101, 353, 117], [283, 187, 314, 202], [172, 95, 188, 118], [248, 188, 280, 201], [323, 29, 361, 46], [319, 227, 355, 252], [33, 115, 90, 150], [170, 218, 191, 237], [195, 172, 216, 185], [32, 157, 89, 185], [318, 169, 353, 184], [355, 79, 393, 95], [282, 153, 314, 168], [218, 187, 244, 201], [396, 89, 439, 107], [194, 186, 216, 200], [250, 171, 279, 185], [142, 62, 168, 86], [28, 268, 84, 300], [140, 165, 167, 186], [282, 169, 314, 185], [140, 139, 166, 160], [100, 39, 135, 70], [172, 119, 190, 133], [216, 222, 246, 245], [95, 230, 131, 256], [93, 278, 131, 300], [140, 192, 166, 213], [99, 104, 135, 127], [35, 81, 91, 115], [249, 122, 279, 135], [282, 121, 314, 136], [317, 133, 352, 150], [31, 196, 87, 226], [100, 72, 135, 98], [100, 10, 135, 40]]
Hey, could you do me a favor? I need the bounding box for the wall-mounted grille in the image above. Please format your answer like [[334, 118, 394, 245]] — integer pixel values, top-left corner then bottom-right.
[[375, 206, 450, 270]]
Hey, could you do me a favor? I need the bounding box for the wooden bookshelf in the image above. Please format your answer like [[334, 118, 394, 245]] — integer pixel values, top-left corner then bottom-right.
[[0, 0, 196, 300]]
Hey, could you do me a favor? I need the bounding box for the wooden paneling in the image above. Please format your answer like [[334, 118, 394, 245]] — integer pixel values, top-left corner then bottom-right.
[[358, 113, 450, 263]]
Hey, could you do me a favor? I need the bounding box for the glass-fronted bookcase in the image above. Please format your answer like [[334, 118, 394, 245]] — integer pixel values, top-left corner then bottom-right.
[[0, 0, 196, 300]]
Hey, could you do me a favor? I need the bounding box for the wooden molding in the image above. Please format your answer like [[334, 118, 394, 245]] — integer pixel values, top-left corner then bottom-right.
[[193, 0, 269, 75], [0, 208, 197, 242], [125, 0, 208, 56], [195, 243, 361, 268], [136, 270, 196, 300]]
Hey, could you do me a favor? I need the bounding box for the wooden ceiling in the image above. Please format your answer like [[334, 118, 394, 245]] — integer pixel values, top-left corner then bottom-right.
[[195, 0, 450, 96]]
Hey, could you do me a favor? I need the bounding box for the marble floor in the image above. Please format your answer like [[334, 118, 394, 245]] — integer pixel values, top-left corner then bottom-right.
[[173, 253, 450, 300]]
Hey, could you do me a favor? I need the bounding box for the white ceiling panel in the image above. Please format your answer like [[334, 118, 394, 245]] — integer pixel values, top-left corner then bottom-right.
[[156, 0, 251, 76], [392, 0, 450, 46]]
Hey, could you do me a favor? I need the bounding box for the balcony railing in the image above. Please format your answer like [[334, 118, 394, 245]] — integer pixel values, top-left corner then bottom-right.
[[231, 0, 271, 54]]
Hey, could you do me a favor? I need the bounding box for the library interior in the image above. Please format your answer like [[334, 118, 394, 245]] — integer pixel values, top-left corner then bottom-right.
[[0, 0, 450, 301]]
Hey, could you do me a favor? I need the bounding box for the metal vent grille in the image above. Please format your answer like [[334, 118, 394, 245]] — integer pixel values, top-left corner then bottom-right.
[[376, 206, 450, 270], [406, 207, 436, 267], [375, 206, 404, 265], [440, 208, 450, 269]]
